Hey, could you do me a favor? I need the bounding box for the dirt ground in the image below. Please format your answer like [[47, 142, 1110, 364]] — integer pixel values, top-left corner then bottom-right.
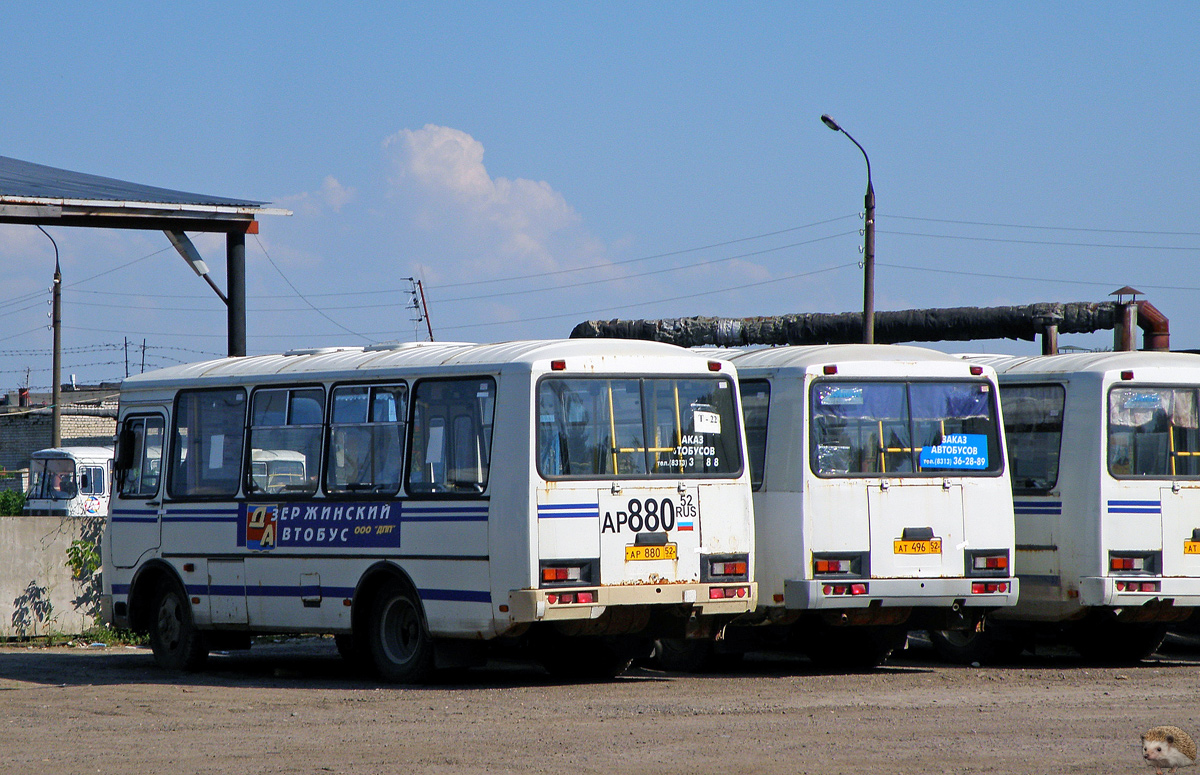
[[1, 634, 1196, 775]]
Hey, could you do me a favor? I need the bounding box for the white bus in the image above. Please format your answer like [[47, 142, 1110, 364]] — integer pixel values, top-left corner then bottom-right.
[[101, 340, 756, 681], [710, 345, 1018, 668], [24, 446, 113, 517], [932, 351, 1200, 663]]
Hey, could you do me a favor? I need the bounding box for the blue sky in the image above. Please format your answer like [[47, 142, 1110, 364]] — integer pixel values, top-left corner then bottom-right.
[[1, 3, 1198, 389]]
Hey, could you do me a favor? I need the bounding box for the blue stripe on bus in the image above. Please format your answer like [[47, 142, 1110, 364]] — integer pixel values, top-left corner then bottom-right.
[[1014, 500, 1062, 515], [1107, 499, 1161, 514], [110, 515, 158, 523], [538, 503, 600, 519], [402, 505, 489, 522], [186, 584, 488, 603]]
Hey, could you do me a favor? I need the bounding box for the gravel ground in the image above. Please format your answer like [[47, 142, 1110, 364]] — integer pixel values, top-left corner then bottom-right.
[[1, 634, 1197, 774]]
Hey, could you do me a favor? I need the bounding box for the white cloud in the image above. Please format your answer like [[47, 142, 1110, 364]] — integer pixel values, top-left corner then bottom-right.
[[321, 175, 354, 212], [383, 124, 584, 275]]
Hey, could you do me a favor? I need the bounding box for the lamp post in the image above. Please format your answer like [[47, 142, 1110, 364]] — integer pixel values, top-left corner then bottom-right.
[[37, 226, 62, 447], [820, 114, 875, 344]]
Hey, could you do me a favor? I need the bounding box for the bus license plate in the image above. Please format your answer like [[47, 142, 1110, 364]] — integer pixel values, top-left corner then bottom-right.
[[626, 544, 678, 562], [894, 539, 942, 555], [1185, 541, 1200, 555]]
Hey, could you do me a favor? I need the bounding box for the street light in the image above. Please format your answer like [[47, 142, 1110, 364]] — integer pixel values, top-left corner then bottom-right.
[[821, 114, 876, 344]]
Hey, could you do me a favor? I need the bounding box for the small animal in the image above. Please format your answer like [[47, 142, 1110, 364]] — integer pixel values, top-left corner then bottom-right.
[[1143, 726, 1197, 774]]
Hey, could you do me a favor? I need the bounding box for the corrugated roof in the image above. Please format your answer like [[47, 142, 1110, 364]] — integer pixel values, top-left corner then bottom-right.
[[0, 155, 264, 208]]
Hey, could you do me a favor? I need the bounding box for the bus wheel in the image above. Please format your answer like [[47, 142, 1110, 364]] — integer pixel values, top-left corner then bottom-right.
[[367, 580, 434, 683], [801, 624, 906, 670], [1070, 622, 1168, 664], [148, 580, 208, 672], [929, 628, 1020, 665], [540, 636, 635, 681]]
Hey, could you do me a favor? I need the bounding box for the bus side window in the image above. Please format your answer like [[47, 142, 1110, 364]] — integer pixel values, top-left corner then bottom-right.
[[407, 378, 495, 494], [118, 416, 166, 498], [248, 387, 324, 496], [169, 389, 246, 499], [739, 380, 770, 490], [326, 383, 407, 495]]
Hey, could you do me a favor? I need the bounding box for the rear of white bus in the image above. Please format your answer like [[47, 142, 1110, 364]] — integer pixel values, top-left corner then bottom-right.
[[509, 358, 756, 670], [1082, 375, 1200, 620], [790, 363, 1018, 626]]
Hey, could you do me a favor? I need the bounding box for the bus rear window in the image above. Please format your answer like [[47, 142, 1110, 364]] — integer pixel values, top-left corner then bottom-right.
[[1108, 386, 1200, 478], [811, 380, 1001, 477], [537, 376, 742, 479]]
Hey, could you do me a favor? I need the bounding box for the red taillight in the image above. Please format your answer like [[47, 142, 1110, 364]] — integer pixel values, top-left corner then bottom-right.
[[850, 583, 868, 596], [972, 582, 1009, 594], [709, 586, 746, 599], [712, 561, 747, 576], [547, 594, 558, 604], [969, 365, 984, 375], [576, 591, 595, 604], [1110, 557, 1145, 572], [815, 559, 851, 573], [823, 365, 837, 375], [551, 359, 566, 371], [1117, 581, 1159, 593], [708, 360, 722, 372], [1121, 370, 1134, 380], [542, 565, 582, 583], [973, 555, 1008, 571]]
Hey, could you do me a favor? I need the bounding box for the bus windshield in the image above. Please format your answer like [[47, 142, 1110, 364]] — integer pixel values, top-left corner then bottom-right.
[[537, 376, 742, 478], [27, 458, 77, 500], [811, 380, 1002, 477]]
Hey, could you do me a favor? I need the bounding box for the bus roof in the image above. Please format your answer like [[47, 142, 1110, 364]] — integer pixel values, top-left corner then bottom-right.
[[963, 350, 1200, 377], [119, 339, 723, 389], [724, 343, 969, 370], [30, 446, 113, 460]]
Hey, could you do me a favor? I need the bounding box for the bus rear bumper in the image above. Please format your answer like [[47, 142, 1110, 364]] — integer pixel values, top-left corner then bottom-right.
[[784, 577, 1019, 610], [1080, 576, 1200, 608], [507, 582, 758, 623]]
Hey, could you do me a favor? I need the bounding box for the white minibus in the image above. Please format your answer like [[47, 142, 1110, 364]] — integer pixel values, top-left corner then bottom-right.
[[24, 446, 113, 517], [101, 340, 756, 681], [933, 351, 1200, 663], [712, 345, 1018, 668]]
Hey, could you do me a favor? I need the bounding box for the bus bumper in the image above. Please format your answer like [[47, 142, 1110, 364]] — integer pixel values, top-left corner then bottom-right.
[[784, 577, 1019, 610], [1080, 576, 1200, 608], [507, 582, 758, 622]]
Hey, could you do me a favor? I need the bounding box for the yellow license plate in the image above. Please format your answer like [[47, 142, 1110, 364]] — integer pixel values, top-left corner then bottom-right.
[[1186, 541, 1200, 555], [894, 539, 942, 555], [625, 544, 678, 561]]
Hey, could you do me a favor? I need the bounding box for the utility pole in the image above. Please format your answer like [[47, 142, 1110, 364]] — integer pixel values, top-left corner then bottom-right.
[[821, 114, 876, 344], [38, 226, 62, 447]]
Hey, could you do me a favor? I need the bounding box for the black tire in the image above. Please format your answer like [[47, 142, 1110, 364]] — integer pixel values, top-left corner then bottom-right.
[[800, 624, 906, 670], [148, 580, 208, 672], [1069, 621, 1168, 664], [365, 579, 435, 683], [334, 633, 359, 662], [653, 638, 716, 673], [929, 628, 1022, 665], [540, 636, 635, 681]]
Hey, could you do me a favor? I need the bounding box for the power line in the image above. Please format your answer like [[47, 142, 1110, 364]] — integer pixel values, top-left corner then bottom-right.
[[879, 229, 1200, 252], [885, 214, 1200, 237]]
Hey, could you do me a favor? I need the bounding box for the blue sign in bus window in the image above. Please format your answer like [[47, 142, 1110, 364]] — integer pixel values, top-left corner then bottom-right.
[[919, 434, 989, 470]]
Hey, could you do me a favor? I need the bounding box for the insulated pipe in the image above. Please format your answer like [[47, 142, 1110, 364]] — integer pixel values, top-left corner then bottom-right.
[[1137, 300, 1170, 351]]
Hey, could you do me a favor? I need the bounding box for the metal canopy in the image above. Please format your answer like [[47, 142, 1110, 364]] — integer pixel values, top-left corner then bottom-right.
[[0, 154, 291, 363], [0, 154, 288, 232]]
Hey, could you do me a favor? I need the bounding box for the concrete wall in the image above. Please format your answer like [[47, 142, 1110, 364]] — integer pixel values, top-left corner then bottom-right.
[[0, 515, 95, 638]]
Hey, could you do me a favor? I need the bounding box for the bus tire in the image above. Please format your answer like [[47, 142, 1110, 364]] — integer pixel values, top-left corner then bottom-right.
[[540, 636, 635, 681], [929, 628, 1020, 665], [366, 579, 434, 683], [1070, 621, 1168, 664], [148, 580, 208, 672], [801, 624, 906, 670]]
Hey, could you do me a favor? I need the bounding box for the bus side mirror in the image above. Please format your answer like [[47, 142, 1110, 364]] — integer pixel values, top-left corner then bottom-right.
[[115, 428, 136, 470]]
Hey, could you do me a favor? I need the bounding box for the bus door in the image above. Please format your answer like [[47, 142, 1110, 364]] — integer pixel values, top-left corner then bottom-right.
[[110, 414, 167, 568]]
